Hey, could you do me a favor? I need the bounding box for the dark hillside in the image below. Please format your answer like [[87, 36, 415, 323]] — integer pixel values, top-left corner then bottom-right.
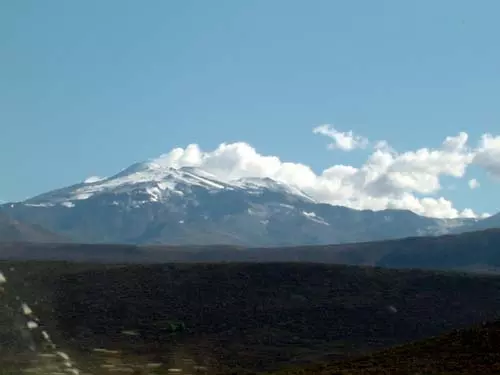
[[271, 321, 500, 374], [3, 261, 500, 373], [51, 263, 500, 372], [2, 229, 500, 273]]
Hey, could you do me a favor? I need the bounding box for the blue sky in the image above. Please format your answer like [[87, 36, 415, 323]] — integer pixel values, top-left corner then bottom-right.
[[1, 1, 499, 217]]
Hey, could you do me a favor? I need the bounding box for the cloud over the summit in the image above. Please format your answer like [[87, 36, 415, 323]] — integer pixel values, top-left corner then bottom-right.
[[151, 128, 500, 219]]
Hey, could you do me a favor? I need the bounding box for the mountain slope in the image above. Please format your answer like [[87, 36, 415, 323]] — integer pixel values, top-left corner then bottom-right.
[[1, 162, 488, 246], [0, 211, 65, 243], [458, 211, 500, 234]]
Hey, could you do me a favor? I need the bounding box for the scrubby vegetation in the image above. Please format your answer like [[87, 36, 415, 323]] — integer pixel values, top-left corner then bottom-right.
[[266, 321, 500, 374], [2, 261, 500, 373]]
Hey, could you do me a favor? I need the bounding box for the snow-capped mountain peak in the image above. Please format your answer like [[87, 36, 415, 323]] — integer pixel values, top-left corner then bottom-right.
[[24, 161, 313, 207]]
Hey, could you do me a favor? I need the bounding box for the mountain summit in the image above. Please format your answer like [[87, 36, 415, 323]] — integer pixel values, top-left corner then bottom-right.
[[0, 161, 489, 246]]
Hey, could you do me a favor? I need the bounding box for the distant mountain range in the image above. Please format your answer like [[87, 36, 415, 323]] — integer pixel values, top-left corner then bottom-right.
[[1, 160, 497, 246]]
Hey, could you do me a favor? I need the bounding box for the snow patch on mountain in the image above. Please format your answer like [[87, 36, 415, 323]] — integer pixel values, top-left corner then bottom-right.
[[302, 211, 329, 226], [25, 203, 54, 208], [84, 176, 105, 184], [303, 211, 317, 218]]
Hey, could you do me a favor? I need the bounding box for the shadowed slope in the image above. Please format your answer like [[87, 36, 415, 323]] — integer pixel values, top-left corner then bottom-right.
[[0, 212, 66, 243]]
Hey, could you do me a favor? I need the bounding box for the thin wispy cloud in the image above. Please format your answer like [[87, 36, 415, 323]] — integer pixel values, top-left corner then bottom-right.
[[313, 124, 369, 151]]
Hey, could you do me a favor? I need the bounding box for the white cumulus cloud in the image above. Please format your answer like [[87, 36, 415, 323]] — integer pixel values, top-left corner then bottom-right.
[[313, 124, 369, 151], [473, 133, 500, 178], [145, 128, 500, 219]]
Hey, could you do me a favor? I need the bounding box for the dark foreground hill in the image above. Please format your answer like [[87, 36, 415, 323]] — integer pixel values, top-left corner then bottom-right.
[[2, 228, 500, 272], [2, 261, 500, 374], [271, 321, 500, 375]]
